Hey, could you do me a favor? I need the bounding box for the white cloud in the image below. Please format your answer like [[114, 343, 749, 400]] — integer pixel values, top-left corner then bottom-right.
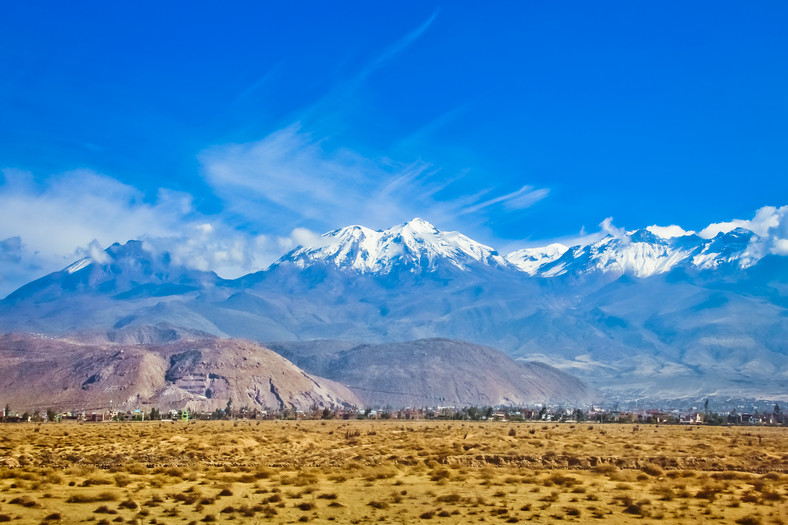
[[698, 206, 782, 239], [697, 205, 788, 256], [646, 225, 695, 239], [699, 219, 750, 239], [599, 217, 626, 238], [0, 168, 320, 297]]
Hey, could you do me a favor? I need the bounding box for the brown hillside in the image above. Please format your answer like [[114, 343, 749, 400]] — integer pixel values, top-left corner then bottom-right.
[[0, 334, 360, 413]]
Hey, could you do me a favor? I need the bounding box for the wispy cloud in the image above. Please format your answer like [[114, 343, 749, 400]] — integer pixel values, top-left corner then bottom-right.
[[199, 124, 550, 236], [362, 9, 440, 79], [459, 185, 549, 215], [299, 10, 440, 124]]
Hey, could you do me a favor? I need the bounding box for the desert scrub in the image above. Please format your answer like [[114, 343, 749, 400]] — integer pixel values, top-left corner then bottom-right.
[[66, 491, 118, 503]]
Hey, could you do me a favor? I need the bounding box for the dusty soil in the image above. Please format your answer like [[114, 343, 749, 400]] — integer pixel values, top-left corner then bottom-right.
[[0, 420, 786, 524]]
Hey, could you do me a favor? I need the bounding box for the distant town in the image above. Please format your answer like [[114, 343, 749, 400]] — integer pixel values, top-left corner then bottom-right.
[[2, 402, 785, 426]]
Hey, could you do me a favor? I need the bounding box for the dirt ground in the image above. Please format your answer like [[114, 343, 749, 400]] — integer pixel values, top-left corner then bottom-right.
[[0, 420, 786, 524]]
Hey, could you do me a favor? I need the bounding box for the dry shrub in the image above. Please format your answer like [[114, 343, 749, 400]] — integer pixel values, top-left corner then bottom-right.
[[253, 466, 273, 479], [546, 473, 578, 487], [364, 466, 398, 481], [429, 468, 451, 482], [124, 463, 148, 475], [81, 477, 113, 487], [367, 500, 389, 509], [436, 493, 461, 503], [593, 464, 617, 475], [735, 516, 762, 525], [640, 463, 664, 477], [143, 493, 163, 507], [760, 490, 782, 502], [171, 491, 202, 505], [113, 474, 131, 487], [9, 496, 38, 508], [280, 473, 318, 486], [695, 485, 722, 501], [0, 516, 10, 523], [66, 491, 118, 503]]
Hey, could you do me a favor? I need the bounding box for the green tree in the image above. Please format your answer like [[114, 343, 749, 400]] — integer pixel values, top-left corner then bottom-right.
[[225, 398, 233, 418], [46, 408, 57, 422]]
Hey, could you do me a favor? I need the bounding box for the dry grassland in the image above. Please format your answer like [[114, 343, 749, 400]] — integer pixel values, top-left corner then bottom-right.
[[0, 420, 786, 524]]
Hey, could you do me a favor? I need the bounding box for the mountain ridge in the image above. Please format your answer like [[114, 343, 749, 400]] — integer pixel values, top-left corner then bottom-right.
[[1, 217, 786, 401]]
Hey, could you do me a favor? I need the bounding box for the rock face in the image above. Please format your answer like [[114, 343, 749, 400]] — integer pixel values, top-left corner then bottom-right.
[[0, 334, 361, 413], [268, 338, 599, 407]]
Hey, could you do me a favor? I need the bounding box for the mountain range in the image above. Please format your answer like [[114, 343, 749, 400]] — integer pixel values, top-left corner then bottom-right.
[[1, 218, 786, 402]]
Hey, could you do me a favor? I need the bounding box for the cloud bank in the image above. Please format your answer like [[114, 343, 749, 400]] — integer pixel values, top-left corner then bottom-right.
[[0, 168, 319, 297]]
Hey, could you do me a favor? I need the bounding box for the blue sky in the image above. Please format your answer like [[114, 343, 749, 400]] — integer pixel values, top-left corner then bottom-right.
[[1, 2, 787, 294]]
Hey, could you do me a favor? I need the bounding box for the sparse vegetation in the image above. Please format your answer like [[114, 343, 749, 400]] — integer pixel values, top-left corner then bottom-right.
[[0, 420, 783, 523]]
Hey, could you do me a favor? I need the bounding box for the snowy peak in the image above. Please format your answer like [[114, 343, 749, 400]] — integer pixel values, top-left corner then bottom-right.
[[505, 243, 568, 275], [279, 218, 763, 279], [279, 218, 509, 274], [522, 227, 761, 278]]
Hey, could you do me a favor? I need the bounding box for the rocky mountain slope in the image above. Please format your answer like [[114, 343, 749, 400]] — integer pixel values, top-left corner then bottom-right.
[[268, 338, 598, 407], [0, 334, 360, 412]]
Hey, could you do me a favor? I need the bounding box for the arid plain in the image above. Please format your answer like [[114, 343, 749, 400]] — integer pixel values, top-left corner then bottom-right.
[[0, 421, 786, 524]]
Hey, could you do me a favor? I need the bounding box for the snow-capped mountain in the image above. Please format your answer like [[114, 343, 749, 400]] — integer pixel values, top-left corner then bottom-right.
[[277, 217, 510, 274], [522, 228, 759, 279], [505, 243, 568, 275], [278, 216, 764, 280], [3, 240, 219, 305], [1, 217, 786, 401]]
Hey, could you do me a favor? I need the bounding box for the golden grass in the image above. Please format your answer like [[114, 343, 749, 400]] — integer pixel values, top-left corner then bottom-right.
[[0, 420, 785, 523]]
